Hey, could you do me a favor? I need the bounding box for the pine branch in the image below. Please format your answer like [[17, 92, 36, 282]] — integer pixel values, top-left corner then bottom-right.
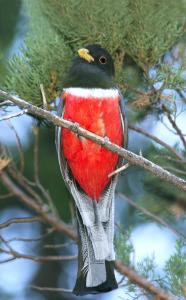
[[0, 89, 186, 192], [115, 261, 177, 300]]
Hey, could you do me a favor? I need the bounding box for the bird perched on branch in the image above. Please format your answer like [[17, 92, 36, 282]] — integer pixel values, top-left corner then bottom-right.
[[56, 44, 127, 295]]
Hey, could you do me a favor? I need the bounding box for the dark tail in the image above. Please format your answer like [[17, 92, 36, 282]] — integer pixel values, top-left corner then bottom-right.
[[73, 259, 117, 295], [73, 210, 118, 296]]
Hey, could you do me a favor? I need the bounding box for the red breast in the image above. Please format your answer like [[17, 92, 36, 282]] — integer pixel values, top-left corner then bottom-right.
[[61, 88, 123, 201]]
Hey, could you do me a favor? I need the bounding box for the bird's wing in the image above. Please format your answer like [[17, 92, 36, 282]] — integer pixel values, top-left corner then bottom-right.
[[119, 89, 128, 149]]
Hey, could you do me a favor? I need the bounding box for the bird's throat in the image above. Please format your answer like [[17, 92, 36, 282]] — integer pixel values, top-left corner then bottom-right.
[[63, 61, 115, 89]]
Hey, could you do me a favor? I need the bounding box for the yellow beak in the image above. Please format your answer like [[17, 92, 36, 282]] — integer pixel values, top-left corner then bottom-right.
[[77, 48, 94, 63]]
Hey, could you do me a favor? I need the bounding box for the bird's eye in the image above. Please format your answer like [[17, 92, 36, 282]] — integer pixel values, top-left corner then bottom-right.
[[99, 56, 107, 64]]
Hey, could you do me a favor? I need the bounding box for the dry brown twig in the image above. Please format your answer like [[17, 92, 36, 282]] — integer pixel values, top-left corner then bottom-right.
[[7, 228, 55, 243], [129, 125, 186, 163], [30, 285, 72, 293], [32, 125, 58, 215], [108, 162, 130, 177], [0, 109, 28, 122], [7, 122, 25, 172], [0, 216, 43, 229], [162, 105, 186, 149], [40, 84, 48, 110], [118, 193, 186, 243], [0, 157, 11, 171], [0, 235, 77, 263]]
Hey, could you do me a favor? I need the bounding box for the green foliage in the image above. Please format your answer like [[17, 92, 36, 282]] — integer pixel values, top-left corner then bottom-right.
[[154, 64, 186, 91], [123, 0, 185, 69], [40, 0, 131, 53], [115, 230, 134, 265], [41, 0, 185, 68], [4, 0, 186, 106], [116, 230, 186, 299], [136, 255, 157, 280], [165, 240, 186, 297], [5, 0, 72, 105]]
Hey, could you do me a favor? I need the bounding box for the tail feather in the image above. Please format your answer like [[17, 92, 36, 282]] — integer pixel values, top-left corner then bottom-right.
[[73, 260, 118, 295], [73, 209, 117, 295]]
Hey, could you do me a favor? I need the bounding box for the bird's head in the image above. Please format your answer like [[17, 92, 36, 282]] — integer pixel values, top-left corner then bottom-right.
[[77, 44, 115, 77], [63, 44, 115, 89]]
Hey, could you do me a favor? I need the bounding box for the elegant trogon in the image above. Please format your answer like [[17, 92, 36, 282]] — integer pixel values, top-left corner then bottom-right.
[[56, 44, 127, 295]]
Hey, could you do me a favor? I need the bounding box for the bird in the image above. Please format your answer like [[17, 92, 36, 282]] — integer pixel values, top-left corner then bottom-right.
[[56, 44, 127, 295]]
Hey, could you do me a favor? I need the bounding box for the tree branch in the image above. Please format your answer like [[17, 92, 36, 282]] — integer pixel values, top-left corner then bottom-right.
[[30, 285, 72, 293], [162, 105, 186, 149], [0, 171, 178, 300], [118, 193, 186, 243], [129, 125, 186, 163], [7, 228, 55, 243], [0, 235, 77, 262], [0, 171, 77, 241], [0, 216, 42, 229], [0, 247, 77, 262], [0, 109, 28, 121], [0, 90, 186, 192], [115, 261, 177, 300]]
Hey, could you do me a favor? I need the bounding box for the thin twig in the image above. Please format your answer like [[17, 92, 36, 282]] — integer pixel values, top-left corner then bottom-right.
[[7, 122, 25, 172], [7, 228, 55, 243], [0, 171, 78, 241], [162, 105, 186, 149], [0, 257, 16, 264], [33, 125, 59, 216], [129, 125, 186, 163], [33, 125, 40, 183], [0, 100, 13, 106], [0, 235, 77, 262], [0, 216, 42, 229], [163, 166, 186, 176], [0, 192, 13, 199], [0, 247, 77, 262], [108, 163, 130, 177], [31, 285, 72, 293], [118, 193, 186, 243], [0, 109, 28, 121], [0, 157, 11, 171], [162, 156, 186, 165], [40, 84, 48, 110], [44, 241, 75, 249], [9, 167, 44, 205]]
